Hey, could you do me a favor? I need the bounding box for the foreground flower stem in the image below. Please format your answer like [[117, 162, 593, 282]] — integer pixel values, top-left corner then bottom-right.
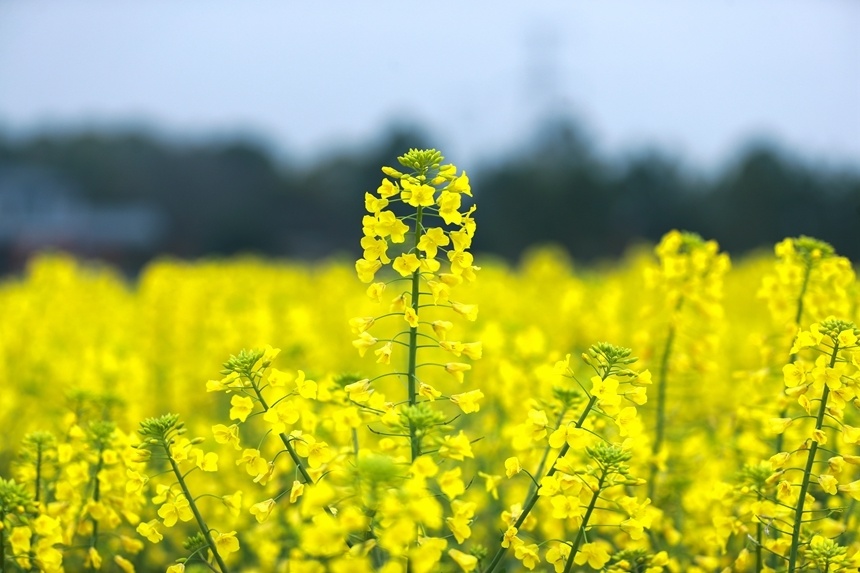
[[407, 206, 424, 461], [483, 395, 599, 573], [87, 444, 105, 571], [248, 384, 314, 486], [648, 297, 682, 501], [247, 382, 349, 537], [563, 469, 607, 573], [161, 441, 230, 573], [775, 263, 812, 455], [787, 342, 838, 573]]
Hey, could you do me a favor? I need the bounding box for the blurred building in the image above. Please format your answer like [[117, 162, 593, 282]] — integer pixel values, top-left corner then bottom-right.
[[0, 165, 165, 271]]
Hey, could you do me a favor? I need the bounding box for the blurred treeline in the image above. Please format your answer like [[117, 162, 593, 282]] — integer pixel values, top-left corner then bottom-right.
[[0, 120, 858, 272]]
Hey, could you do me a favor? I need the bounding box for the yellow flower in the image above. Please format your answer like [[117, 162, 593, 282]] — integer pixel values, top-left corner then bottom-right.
[[213, 531, 240, 555], [236, 449, 269, 477], [418, 383, 441, 401], [377, 178, 399, 197], [575, 542, 611, 569], [818, 474, 838, 495], [136, 519, 163, 543], [417, 227, 449, 259], [290, 480, 305, 503], [262, 400, 300, 433], [222, 491, 243, 517], [514, 542, 541, 570], [451, 301, 478, 321], [355, 257, 383, 283], [444, 362, 471, 383], [393, 253, 421, 277], [113, 556, 135, 573], [352, 331, 378, 357], [450, 390, 484, 414], [449, 549, 478, 572], [375, 342, 393, 364], [505, 457, 522, 478], [158, 496, 193, 527], [166, 564, 185, 573], [361, 236, 390, 263], [295, 370, 317, 399], [364, 192, 389, 214], [437, 191, 463, 225], [438, 467, 466, 499], [402, 180, 436, 207], [367, 282, 386, 301], [126, 469, 149, 493], [349, 316, 376, 334], [438, 431, 474, 461], [250, 498, 276, 523], [229, 395, 255, 423], [212, 424, 241, 450], [404, 307, 419, 328]]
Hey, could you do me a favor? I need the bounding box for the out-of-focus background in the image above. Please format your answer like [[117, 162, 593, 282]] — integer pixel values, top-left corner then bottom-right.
[[1, 0, 858, 273]]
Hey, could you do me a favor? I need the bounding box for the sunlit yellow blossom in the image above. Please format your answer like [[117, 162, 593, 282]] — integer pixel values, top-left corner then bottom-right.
[[393, 253, 421, 277], [263, 399, 300, 433], [417, 227, 449, 259], [437, 191, 463, 225], [352, 331, 378, 357], [375, 342, 393, 364], [444, 362, 471, 383], [818, 474, 838, 495], [402, 180, 436, 207], [505, 457, 522, 478], [418, 383, 441, 401], [438, 467, 466, 499], [438, 431, 474, 461], [404, 307, 419, 328], [365, 192, 389, 214], [213, 531, 240, 555], [451, 301, 478, 321], [575, 542, 611, 569], [290, 480, 305, 503], [514, 542, 541, 570], [377, 178, 399, 197], [229, 395, 255, 423], [448, 549, 478, 572], [349, 316, 376, 334], [158, 496, 193, 527], [450, 389, 484, 414], [250, 498, 276, 523], [367, 281, 386, 301], [236, 449, 269, 477], [136, 519, 163, 543], [355, 258, 383, 283]]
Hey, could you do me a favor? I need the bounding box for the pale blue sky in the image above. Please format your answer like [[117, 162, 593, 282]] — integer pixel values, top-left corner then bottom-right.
[[1, 0, 858, 169]]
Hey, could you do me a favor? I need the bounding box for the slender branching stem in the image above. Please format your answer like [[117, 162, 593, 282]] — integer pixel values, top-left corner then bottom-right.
[[787, 342, 839, 572], [164, 445, 230, 573], [483, 395, 599, 573], [563, 469, 607, 573], [407, 205, 424, 462]]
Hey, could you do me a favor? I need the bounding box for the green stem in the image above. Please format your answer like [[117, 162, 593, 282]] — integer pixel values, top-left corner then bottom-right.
[[793, 262, 812, 329], [776, 262, 814, 453], [755, 493, 763, 573], [484, 395, 598, 573], [248, 377, 348, 535], [563, 469, 607, 573], [87, 445, 105, 571], [165, 446, 230, 573], [648, 297, 682, 501], [787, 343, 838, 573], [34, 445, 42, 503], [407, 206, 424, 462]]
